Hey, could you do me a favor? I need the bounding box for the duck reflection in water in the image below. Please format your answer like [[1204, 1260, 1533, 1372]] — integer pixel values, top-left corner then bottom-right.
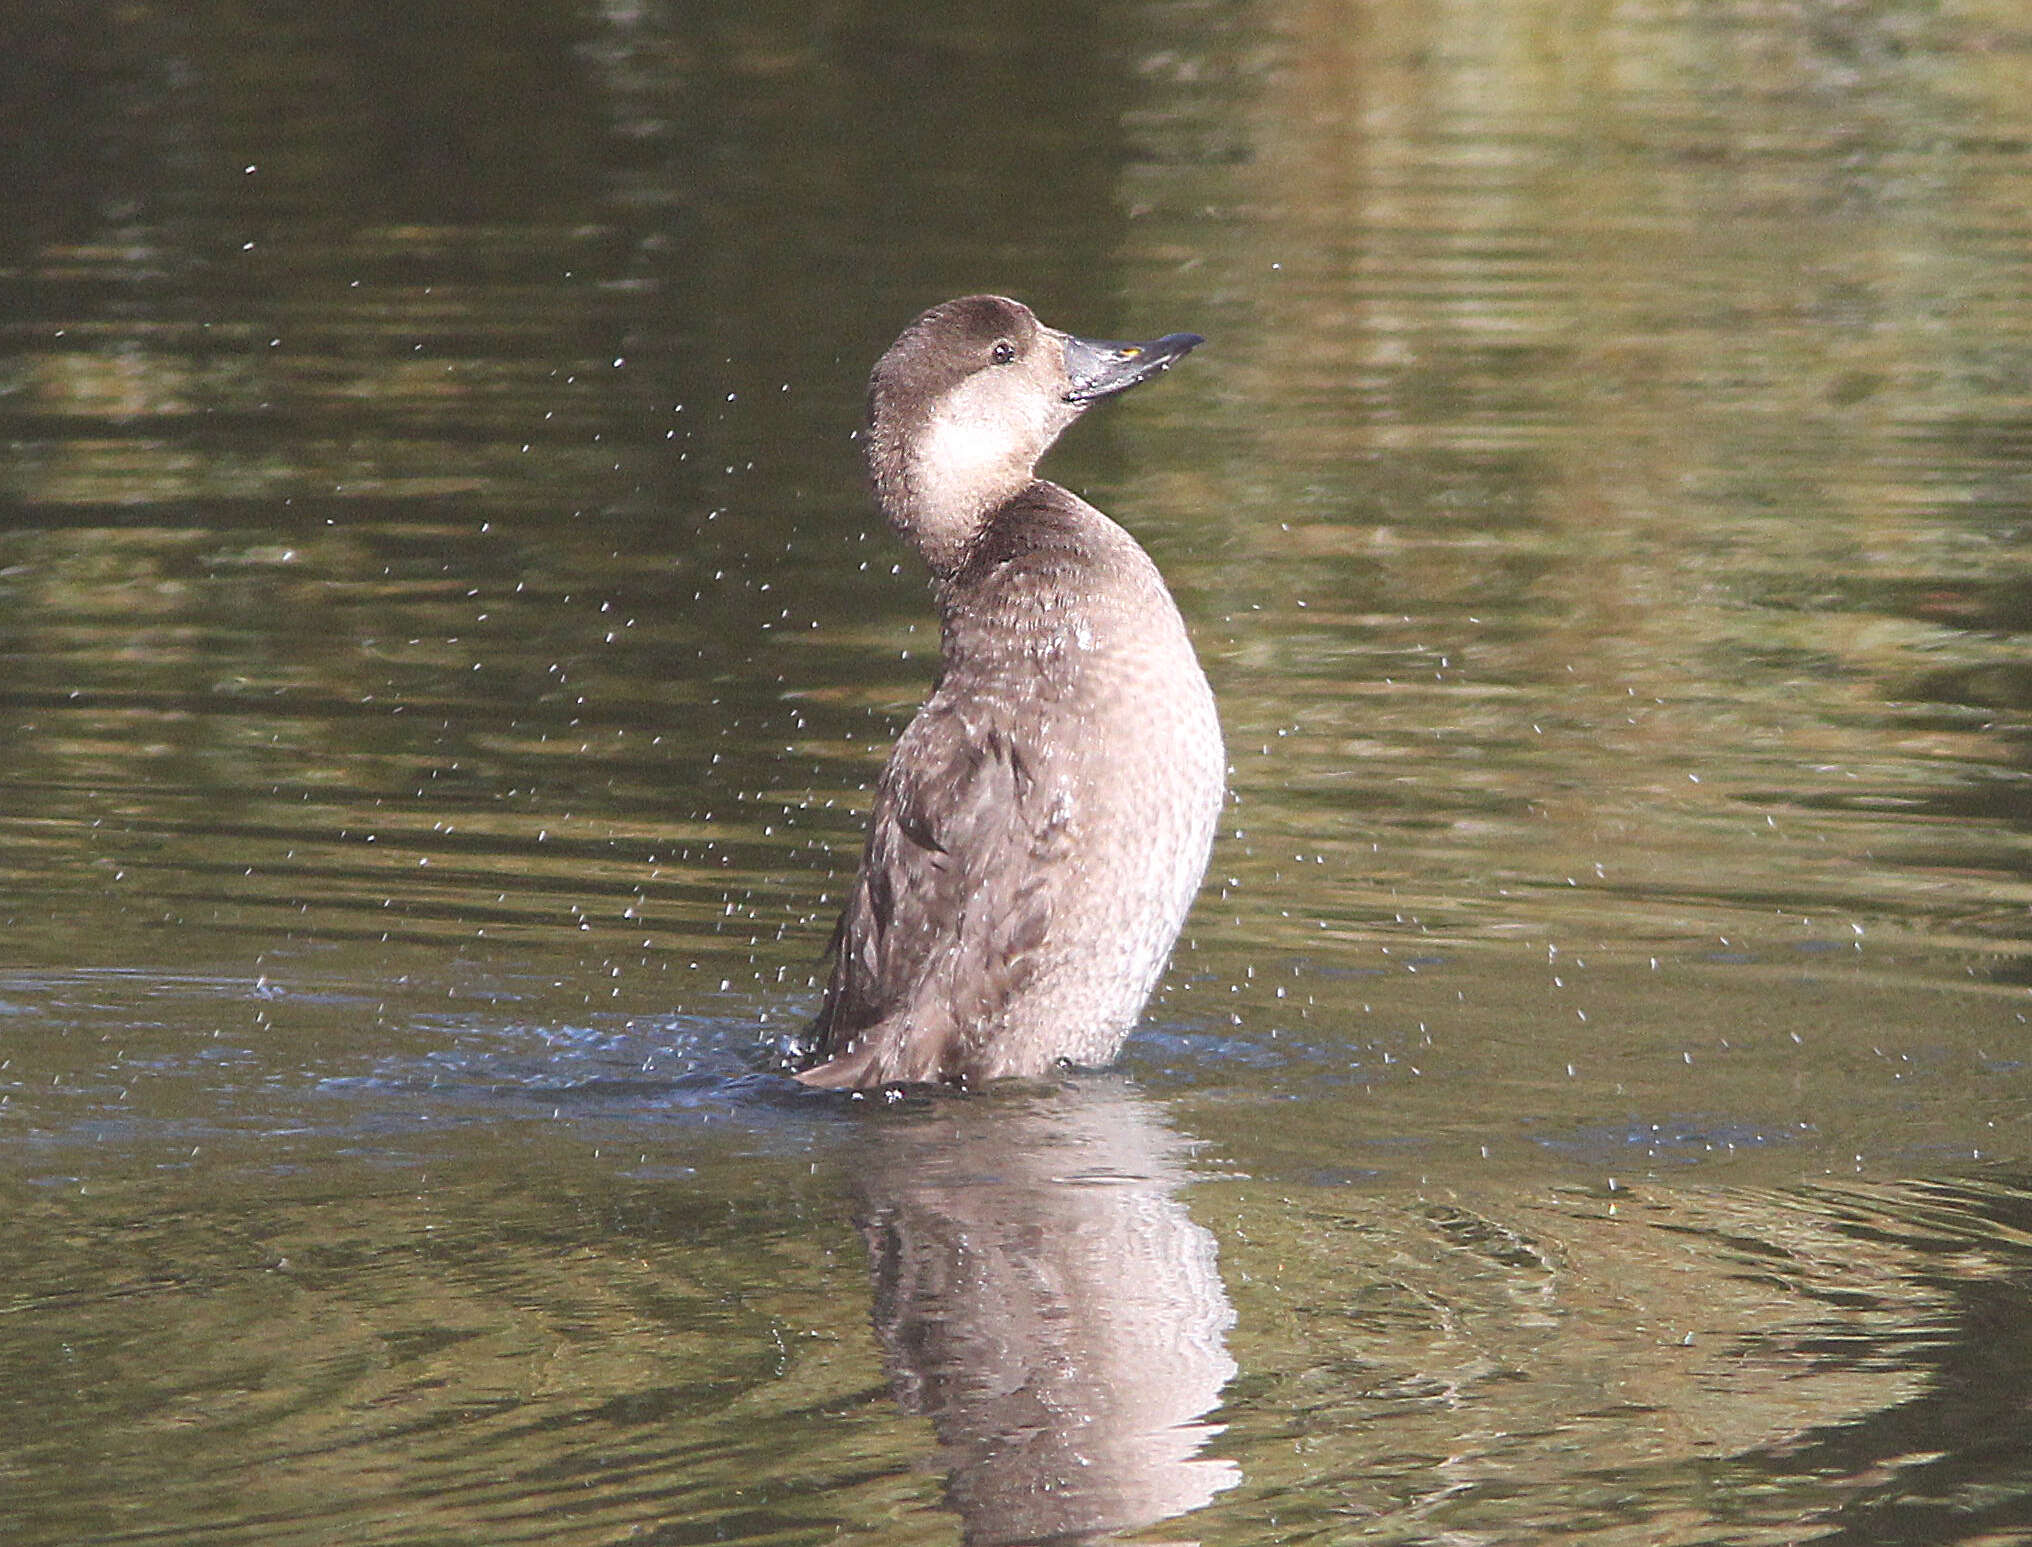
[[843, 1075, 1239, 1543], [797, 295, 1221, 1090]]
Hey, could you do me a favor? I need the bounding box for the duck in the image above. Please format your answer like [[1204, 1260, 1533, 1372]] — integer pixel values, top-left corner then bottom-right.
[[796, 294, 1222, 1089]]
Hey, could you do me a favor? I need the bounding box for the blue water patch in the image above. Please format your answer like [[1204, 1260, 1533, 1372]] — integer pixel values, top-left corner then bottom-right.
[[1536, 1115, 1808, 1165], [1125, 1019, 1402, 1091], [313, 1011, 779, 1118]]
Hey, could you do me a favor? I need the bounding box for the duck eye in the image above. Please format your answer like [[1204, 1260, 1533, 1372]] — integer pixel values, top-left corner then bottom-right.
[[990, 340, 1016, 366]]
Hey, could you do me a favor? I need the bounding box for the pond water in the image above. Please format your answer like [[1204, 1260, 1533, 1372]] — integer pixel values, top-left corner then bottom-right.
[[4, 1, 2031, 1542]]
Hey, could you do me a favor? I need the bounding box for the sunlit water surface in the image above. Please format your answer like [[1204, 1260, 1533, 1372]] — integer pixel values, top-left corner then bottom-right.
[[4, 1, 2031, 1543]]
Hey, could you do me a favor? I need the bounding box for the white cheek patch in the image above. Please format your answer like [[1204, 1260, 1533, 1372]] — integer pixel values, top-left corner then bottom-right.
[[912, 390, 1039, 518], [920, 409, 1019, 480]]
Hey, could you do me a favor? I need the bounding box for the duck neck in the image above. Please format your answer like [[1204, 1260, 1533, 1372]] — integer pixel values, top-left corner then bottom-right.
[[869, 424, 1023, 580]]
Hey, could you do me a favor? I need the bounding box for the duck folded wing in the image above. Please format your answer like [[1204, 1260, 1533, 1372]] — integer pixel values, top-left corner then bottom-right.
[[798, 700, 1070, 1088]]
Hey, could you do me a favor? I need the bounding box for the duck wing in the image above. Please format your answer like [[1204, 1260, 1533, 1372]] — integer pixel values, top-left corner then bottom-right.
[[798, 697, 1069, 1087]]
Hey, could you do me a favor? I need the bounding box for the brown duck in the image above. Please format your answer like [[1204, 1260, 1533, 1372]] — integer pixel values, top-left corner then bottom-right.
[[797, 295, 1222, 1089]]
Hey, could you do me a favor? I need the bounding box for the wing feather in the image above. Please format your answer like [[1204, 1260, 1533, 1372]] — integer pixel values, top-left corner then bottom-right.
[[799, 699, 1068, 1087]]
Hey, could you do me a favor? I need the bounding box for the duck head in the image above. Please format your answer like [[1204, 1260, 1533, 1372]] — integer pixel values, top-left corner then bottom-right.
[[865, 295, 1202, 575]]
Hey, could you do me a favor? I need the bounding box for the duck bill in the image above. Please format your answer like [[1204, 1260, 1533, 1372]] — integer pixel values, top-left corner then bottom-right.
[[1061, 329, 1204, 403]]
